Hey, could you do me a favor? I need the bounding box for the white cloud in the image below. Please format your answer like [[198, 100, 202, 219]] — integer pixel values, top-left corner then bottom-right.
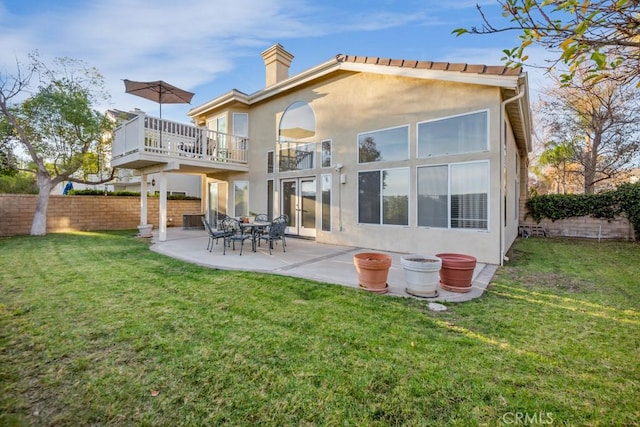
[[0, 1, 326, 119]]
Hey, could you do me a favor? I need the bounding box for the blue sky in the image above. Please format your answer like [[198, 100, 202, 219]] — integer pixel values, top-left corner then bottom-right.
[[0, 0, 550, 123]]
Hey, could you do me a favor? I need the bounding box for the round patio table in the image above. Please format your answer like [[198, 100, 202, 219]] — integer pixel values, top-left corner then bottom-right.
[[239, 221, 271, 252]]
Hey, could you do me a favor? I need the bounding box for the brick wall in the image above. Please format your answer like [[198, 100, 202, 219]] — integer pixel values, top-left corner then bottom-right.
[[519, 199, 633, 240], [0, 194, 202, 237]]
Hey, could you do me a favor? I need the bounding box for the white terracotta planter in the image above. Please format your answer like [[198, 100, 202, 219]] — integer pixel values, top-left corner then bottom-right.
[[401, 255, 442, 297], [137, 224, 153, 238]]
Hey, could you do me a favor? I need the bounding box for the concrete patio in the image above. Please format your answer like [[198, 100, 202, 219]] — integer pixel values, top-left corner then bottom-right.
[[148, 228, 498, 302]]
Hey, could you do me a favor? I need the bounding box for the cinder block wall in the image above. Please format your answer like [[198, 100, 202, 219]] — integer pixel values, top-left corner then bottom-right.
[[519, 198, 633, 240], [0, 195, 202, 237]]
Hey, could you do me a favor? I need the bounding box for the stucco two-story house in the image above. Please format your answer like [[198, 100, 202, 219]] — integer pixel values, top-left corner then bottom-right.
[[111, 44, 532, 264]]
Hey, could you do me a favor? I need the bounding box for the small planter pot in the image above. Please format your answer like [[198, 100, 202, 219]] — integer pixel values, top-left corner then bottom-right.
[[401, 255, 442, 298], [436, 253, 477, 293], [353, 252, 392, 294], [137, 224, 153, 238]]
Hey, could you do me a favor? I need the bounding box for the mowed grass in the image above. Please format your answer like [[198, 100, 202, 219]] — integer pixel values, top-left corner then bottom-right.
[[0, 231, 638, 426]]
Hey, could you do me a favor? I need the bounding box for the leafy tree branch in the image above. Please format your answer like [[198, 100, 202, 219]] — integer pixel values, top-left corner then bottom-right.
[[454, 0, 640, 86]]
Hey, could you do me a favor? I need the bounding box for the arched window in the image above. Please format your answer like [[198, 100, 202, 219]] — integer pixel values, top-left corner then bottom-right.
[[279, 101, 316, 142], [278, 101, 316, 171]]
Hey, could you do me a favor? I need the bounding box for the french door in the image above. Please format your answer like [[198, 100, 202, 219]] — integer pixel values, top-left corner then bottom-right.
[[281, 177, 316, 238]]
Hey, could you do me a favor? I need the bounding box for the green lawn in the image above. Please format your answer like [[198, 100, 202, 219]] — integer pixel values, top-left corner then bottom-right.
[[1, 232, 638, 426]]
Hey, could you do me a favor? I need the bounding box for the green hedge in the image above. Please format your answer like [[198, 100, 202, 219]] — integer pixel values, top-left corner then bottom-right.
[[69, 189, 201, 201], [526, 183, 640, 240]]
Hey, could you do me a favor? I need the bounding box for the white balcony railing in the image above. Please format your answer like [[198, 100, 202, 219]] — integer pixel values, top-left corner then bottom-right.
[[112, 113, 248, 166]]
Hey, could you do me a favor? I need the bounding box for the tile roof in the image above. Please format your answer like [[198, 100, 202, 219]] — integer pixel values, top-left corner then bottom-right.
[[336, 54, 521, 76]]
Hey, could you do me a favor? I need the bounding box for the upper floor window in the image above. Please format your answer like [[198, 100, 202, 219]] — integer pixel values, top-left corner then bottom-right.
[[278, 101, 317, 171], [417, 110, 488, 158], [321, 140, 332, 168], [279, 142, 315, 171], [207, 115, 227, 149], [358, 125, 408, 164], [279, 101, 315, 142], [233, 113, 248, 138]]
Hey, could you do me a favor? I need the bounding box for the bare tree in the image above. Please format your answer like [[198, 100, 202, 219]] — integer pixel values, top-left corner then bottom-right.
[[0, 53, 115, 235], [537, 71, 640, 193], [454, 0, 640, 86]]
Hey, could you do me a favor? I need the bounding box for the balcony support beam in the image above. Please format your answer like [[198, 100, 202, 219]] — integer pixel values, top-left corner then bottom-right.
[[158, 171, 168, 242], [140, 173, 149, 226]]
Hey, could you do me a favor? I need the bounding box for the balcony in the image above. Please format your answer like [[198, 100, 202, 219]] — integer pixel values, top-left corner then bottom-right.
[[111, 113, 249, 174]]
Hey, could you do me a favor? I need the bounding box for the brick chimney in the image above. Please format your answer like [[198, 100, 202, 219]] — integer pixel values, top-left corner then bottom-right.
[[261, 44, 294, 87]]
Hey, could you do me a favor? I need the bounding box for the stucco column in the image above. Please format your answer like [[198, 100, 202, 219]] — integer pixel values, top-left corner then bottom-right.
[[200, 174, 207, 216], [159, 172, 168, 241], [140, 173, 148, 225]]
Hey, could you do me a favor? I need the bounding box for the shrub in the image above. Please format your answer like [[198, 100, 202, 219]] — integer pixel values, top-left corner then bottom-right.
[[526, 183, 640, 240], [69, 189, 200, 200]]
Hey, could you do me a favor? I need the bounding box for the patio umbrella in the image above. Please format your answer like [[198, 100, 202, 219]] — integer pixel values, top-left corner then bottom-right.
[[123, 79, 195, 146], [123, 79, 195, 120]]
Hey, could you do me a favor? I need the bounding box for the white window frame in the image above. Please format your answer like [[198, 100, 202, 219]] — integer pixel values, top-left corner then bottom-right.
[[357, 167, 410, 226], [278, 142, 315, 171], [357, 125, 409, 164], [417, 109, 489, 158], [321, 173, 332, 232], [233, 180, 249, 218], [321, 139, 332, 168], [233, 113, 249, 138], [267, 150, 274, 174], [416, 161, 490, 231]]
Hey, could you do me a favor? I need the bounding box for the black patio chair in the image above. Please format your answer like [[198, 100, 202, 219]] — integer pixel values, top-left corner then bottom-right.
[[260, 216, 288, 255], [253, 214, 270, 246], [220, 217, 251, 255], [274, 214, 288, 249], [254, 214, 269, 222], [202, 217, 229, 252]]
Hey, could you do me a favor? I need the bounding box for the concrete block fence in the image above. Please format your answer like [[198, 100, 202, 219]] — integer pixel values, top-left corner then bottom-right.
[[519, 199, 634, 240], [0, 194, 201, 237]]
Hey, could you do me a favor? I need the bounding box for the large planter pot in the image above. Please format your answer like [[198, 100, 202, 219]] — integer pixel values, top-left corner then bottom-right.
[[401, 255, 442, 298], [436, 253, 477, 293], [353, 252, 392, 294]]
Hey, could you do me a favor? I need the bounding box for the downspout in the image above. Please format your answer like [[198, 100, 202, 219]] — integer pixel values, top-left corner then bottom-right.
[[500, 82, 526, 266]]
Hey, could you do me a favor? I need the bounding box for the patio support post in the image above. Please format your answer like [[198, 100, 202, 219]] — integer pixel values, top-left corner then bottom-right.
[[200, 174, 207, 216], [140, 173, 148, 226], [159, 171, 168, 241]]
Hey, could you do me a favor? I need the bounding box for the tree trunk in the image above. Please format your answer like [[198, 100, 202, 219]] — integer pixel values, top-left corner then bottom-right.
[[584, 158, 596, 194], [31, 172, 52, 236]]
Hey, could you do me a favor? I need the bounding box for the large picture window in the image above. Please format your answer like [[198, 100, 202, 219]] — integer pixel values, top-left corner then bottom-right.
[[418, 111, 488, 157], [358, 126, 408, 163], [417, 165, 448, 228], [417, 162, 489, 230], [358, 168, 409, 225]]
